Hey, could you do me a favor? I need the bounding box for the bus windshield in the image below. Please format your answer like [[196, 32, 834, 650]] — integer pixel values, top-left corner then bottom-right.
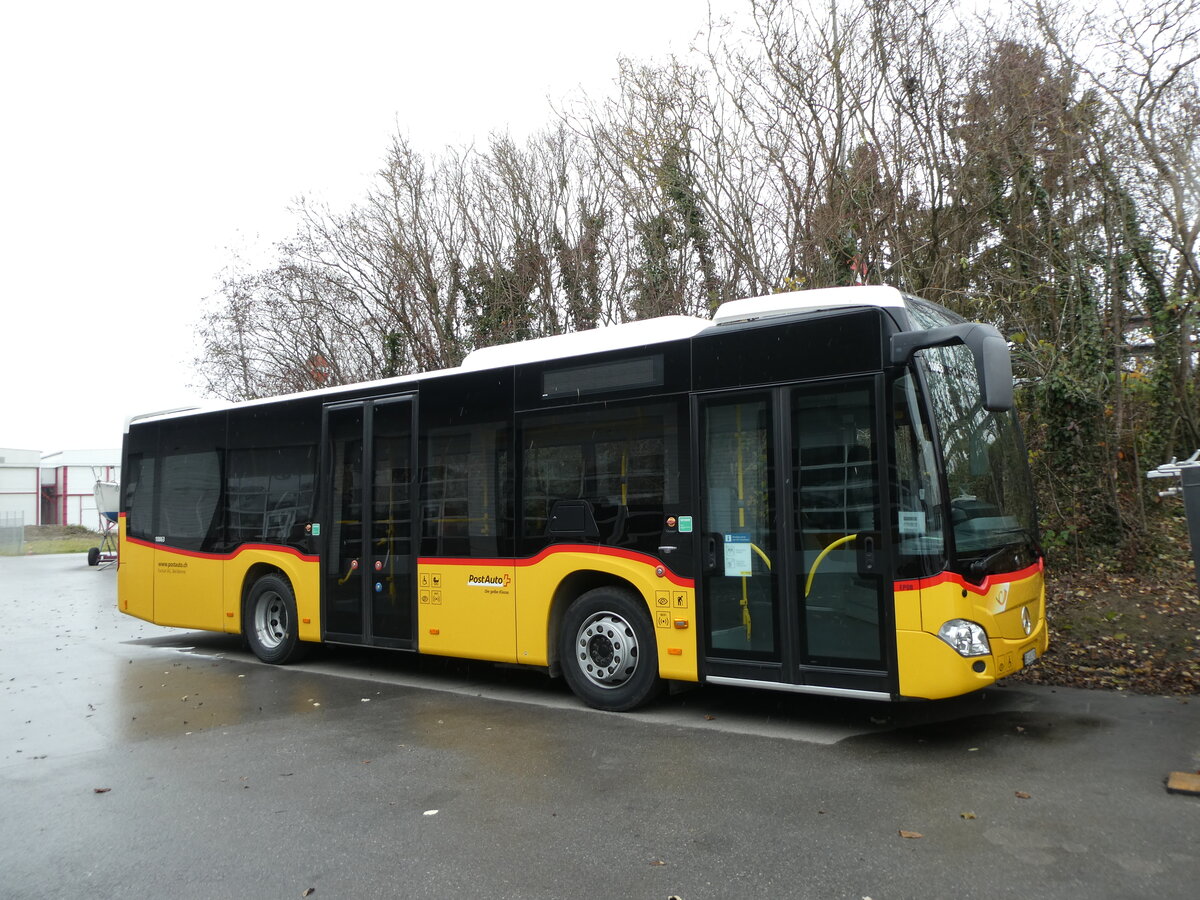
[[920, 341, 1039, 576], [901, 297, 1039, 578]]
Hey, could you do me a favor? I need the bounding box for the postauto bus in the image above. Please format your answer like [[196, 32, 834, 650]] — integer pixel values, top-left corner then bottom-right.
[[118, 286, 1046, 710]]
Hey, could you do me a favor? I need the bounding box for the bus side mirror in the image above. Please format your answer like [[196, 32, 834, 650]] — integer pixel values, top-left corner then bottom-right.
[[890, 323, 1014, 412], [977, 333, 1014, 412]]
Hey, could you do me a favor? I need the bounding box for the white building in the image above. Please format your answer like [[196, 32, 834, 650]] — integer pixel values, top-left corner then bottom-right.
[[40, 449, 121, 529], [0, 448, 42, 525]]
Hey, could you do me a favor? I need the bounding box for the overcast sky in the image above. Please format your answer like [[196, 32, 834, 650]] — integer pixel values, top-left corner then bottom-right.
[[1, 0, 743, 454]]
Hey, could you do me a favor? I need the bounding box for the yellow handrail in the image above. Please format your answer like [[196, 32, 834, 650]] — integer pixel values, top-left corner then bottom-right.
[[805, 533, 858, 597], [750, 542, 772, 569]]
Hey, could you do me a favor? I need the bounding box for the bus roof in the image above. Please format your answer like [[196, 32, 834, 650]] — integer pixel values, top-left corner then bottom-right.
[[459, 315, 711, 370], [126, 286, 911, 429], [712, 285, 905, 325], [461, 286, 907, 369]]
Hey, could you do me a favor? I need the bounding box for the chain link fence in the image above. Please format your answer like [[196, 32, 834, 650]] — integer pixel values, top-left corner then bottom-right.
[[0, 512, 24, 555]]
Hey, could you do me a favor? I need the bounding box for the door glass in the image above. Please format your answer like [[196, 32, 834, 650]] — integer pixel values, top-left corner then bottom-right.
[[793, 384, 883, 665], [371, 401, 412, 641], [326, 406, 364, 636], [702, 397, 779, 660]]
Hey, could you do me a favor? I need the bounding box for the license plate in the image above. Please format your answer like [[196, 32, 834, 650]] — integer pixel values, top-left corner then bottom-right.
[[1023, 648, 1037, 667]]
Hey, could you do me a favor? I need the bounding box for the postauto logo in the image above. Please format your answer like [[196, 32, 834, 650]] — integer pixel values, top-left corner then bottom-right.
[[467, 573, 512, 588]]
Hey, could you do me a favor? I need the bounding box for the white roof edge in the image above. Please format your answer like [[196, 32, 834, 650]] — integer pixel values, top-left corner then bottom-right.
[[712, 286, 906, 325], [460, 315, 712, 370], [123, 404, 223, 432], [124, 317, 708, 424]]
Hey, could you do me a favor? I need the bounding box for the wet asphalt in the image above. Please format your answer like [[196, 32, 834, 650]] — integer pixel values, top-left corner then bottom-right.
[[1, 553, 1198, 899]]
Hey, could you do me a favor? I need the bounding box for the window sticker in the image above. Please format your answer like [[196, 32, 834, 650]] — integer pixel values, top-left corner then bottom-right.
[[724, 532, 752, 577]]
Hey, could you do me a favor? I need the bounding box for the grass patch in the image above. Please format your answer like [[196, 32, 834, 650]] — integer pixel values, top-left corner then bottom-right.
[[19, 525, 106, 556], [22, 537, 103, 555]]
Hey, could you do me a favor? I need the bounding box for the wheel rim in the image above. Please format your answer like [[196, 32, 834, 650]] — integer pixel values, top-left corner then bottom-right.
[[574, 611, 639, 690], [253, 590, 288, 650]]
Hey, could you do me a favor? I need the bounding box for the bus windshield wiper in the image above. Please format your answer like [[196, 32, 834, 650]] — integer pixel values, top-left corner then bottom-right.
[[966, 537, 1028, 582]]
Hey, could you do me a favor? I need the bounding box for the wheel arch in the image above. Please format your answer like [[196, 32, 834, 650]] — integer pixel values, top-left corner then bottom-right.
[[546, 569, 645, 677], [236, 563, 289, 636], [224, 551, 320, 642]]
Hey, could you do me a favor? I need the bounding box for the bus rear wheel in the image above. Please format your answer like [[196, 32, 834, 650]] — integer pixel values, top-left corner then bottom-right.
[[560, 587, 661, 711], [244, 574, 308, 665]]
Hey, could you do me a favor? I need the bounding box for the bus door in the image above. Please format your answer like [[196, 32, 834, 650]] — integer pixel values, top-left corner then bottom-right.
[[789, 380, 888, 689], [699, 393, 784, 670], [699, 380, 889, 692], [321, 396, 416, 648]]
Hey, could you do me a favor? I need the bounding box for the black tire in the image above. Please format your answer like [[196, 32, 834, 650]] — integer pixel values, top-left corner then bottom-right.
[[87, 547, 100, 567], [243, 573, 309, 664], [559, 587, 662, 711]]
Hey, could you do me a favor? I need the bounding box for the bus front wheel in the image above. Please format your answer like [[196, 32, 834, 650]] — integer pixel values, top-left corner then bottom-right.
[[243, 574, 308, 665], [560, 587, 661, 711]]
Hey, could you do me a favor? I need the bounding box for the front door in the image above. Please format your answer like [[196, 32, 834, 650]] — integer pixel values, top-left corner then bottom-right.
[[322, 397, 415, 647], [699, 380, 888, 689], [789, 380, 886, 677], [698, 393, 782, 666]]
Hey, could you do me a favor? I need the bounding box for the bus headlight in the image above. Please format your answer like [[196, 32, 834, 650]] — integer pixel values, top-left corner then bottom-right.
[[937, 619, 991, 657]]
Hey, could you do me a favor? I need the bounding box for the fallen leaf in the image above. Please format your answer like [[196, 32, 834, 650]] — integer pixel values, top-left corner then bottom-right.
[[704, 714, 716, 721], [1015, 791, 1032, 799], [649, 859, 666, 866], [302, 889, 315, 897], [899, 830, 923, 839], [960, 812, 977, 820], [93, 787, 111, 794]]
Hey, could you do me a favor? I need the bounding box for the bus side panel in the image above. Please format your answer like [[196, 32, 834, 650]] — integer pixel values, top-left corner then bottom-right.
[[511, 548, 699, 682], [895, 564, 1048, 699], [417, 561, 517, 663], [152, 547, 225, 631], [223, 549, 321, 641], [117, 515, 154, 622]]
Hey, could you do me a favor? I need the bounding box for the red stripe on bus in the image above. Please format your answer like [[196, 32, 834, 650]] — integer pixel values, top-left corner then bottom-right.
[[419, 544, 695, 588], [893, 558, 1043, 595], [125, 537, 318, 564]]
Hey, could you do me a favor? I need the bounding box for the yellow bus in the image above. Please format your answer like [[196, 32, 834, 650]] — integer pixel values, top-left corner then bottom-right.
[[117, 286, 1047, 710]]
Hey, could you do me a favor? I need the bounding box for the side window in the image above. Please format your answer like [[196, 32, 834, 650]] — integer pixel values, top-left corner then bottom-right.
[[123, 452, 157, 541], [159, 450, 221, 551], [892, 373, 945, 578], [522, 443, 586, 536], [156, 412, 226, 552], [421, 423, 510, 557], [123, 423, 159, 541], [225, 446, 317, 547], [519, 401, 682, 553]]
